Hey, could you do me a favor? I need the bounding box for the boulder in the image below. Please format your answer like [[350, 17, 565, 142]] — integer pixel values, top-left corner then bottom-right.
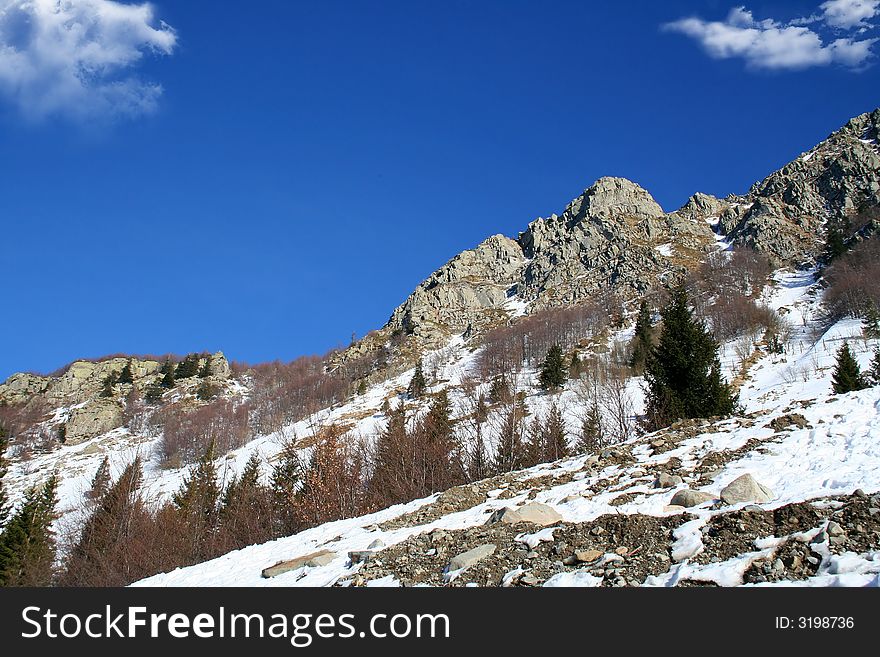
[[669, 489, 716, 508], [720, 474, 774, 505], [261, 550, 336, 578], [486, 502, 563, 527], [448, 544, 496, 571], [654, 473, 683, 488]]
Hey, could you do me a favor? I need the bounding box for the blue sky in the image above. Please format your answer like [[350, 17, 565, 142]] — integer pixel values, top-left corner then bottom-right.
[[1, 0, 879, 380]]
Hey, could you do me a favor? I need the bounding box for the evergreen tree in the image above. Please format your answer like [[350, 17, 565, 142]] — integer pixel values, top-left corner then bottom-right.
[[489, 375, 512, 404], [219, 453, 272, 549], [368, 401, 416, 506], [419, 389, 463, 493], [869, 347, 880, 386], [0, 424, 9, 528], [831, 342, 868, 394], [271, 437, 304, 537], [863, 302, 880, 340], [644, 288, 737, 430], [493, 398, 526, 474], [408, 359, 427, 398], [824, 217, 849, 261], [60, 457, 147, 586], [176, 354, 200, 379], [196, 380, 218, 401], [159, 359, 176, 389], [198, 357, 213, 378], [543, 402, 569, 462], [172, 443, 220, 561], [117, 360, 134, 385], [523, 416, 544, 469], [356, 379, 368, 396], [86, 456, 112, 500], [144, 383, 165, 405], [0, 475, 58, 586], [629, 299, 654, 373], [577, 402, 604, 454], [539, 344, 567, 390], [99, 372, 117, 398]]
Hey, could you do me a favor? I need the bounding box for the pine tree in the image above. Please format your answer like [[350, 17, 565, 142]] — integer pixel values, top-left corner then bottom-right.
[[356, 379, 368, 396], [577, 402, 604, 454], [0, 475, 59, 586], [824, 217, 849, 261], [539, 344, 567, 390], [863, 302, 880, 340], [869, 348, 880, 386], [271, 437, 304, 537], [543, 402, 569, 462], [86, 456, 112, 500], [99, 372, 117, 398], [493, 398, 526, 474], [172, 443, 220, 561], [368, 401, 413, 506], [523, 416, 544, 468], [644, 288, 737, 430], [219, 453, 272, 550], [117, 360, 134, 385], [61, 457, 147, 586], [198, 357, 213, 378], [144, 383, 165, 405], [418, 389, 463, 494], [196, 380, 218, 401], [408, 359, 427, 398], [159, 359, 176, 389], [629, 299, 654, 373], [176, 353, 201, 379], [831, 342, 868, 394], [0, 424, 9, 528]]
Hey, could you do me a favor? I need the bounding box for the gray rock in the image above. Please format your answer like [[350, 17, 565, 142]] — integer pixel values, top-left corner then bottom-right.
[[720, 474, 774, 505], [348, 550, 377, 564], [448, 544, 497, 571], [654, 473, 683, 489], [486, 502, 563, 527], [669, 489, 716, 508], [262, 550, 336, 578]]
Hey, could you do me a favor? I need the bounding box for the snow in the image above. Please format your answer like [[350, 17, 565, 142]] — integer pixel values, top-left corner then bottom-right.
[[7, 257, 880, 588]]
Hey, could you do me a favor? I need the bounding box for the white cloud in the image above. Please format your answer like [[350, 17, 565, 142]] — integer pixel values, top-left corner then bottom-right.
[[663, 4, 877, 71], [820, 0, 880, 30], [0, 0, 177, 121]]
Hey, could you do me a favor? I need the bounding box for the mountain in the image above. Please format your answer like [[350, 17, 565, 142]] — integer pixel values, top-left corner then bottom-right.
[[383, 108, 880, 346], [1, 108, 879, 589]]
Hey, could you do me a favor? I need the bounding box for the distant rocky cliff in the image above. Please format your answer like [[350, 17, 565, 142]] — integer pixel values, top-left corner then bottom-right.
[[385, 108, 880, 345]]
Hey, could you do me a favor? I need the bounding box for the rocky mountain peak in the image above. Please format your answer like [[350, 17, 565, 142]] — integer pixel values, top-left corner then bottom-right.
[[565, 176, 666, 224]]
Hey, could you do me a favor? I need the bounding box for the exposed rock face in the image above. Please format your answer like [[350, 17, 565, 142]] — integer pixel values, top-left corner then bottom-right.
[[0, 352, 234, 445], [721, 108, 880, 265], [387, 234, 526, 340], [517, 177, 714, 309], [64, 399, 124, 445], [382, 109, 880, 345], [385, 177, 718, 344]]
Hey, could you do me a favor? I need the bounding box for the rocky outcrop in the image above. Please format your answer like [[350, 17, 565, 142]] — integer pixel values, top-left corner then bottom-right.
[[0, 351, 234, 445], [384, 177, 717, 344], [721, 108, 880, 265], [64, 399, 124, 445], [516, 177, 715, 309], [381, 109, 880, 344], [386, 234, 527, 340]]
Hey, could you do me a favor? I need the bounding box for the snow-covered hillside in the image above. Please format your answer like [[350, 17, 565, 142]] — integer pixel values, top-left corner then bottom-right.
[[118, 269, 880, 587]]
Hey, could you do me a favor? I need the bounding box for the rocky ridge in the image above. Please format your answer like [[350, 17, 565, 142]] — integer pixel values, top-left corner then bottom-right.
[[384, 109, 880, 345]]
